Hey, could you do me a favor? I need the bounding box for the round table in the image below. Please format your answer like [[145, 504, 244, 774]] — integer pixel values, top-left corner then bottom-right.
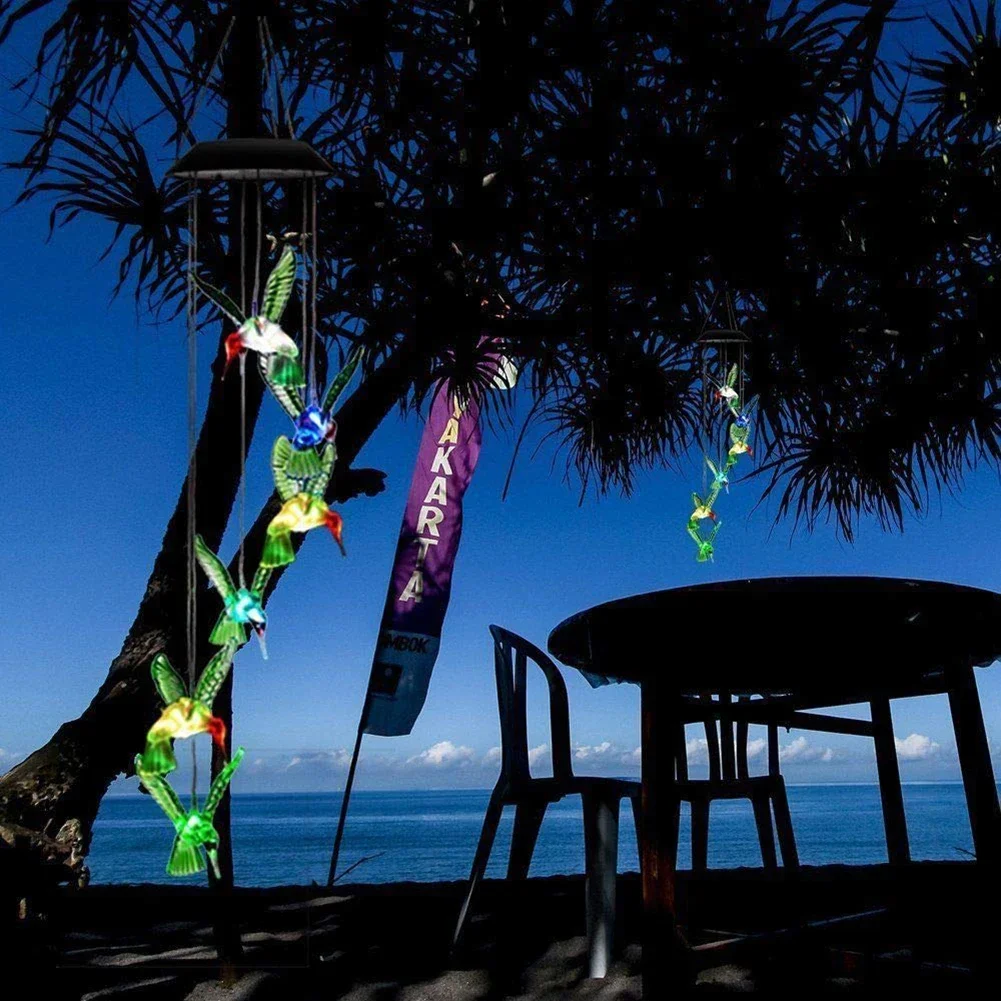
[[547, 576, 1001, 993]]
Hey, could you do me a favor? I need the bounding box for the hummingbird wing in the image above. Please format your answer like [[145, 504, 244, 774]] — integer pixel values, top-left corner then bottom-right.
[[193, 273, 244, 327], [271, 436, 301, 502], [150, 653, 187, 705], [204, 746, 246, 820], [257, 352, 304, 421], [135, 756, 186, 824], [250, 564, 273, 599], [194, 535, 236, 602], [691, 492, 702, 509], [261, 244, 297, 322], [193, 641, 238, 708], [726, 363, 738, 389], [321, 345, 365, 413], [309, 438, 337, 497], [705, 457, 718, 477]]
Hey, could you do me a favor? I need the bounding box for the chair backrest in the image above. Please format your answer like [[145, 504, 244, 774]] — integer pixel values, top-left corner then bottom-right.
[[679, 692, 781, 781], [489, 625, 573, 785]]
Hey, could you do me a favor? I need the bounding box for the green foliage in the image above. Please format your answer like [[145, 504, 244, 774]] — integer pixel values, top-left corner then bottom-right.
[[6, 1, 1001, 538]]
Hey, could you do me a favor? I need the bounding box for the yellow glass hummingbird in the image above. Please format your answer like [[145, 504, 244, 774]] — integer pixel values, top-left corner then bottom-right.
[[138, 642, 238, 776], [261, 436, 344, 568]]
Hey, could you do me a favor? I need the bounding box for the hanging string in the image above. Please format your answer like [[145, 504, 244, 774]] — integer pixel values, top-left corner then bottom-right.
[[258, 17, 279, 140], [186, 17, 236, 147], [240, 182, 247, 317], [236, 180, 248, 591], [186, 182, 200, 804], [252, 178, 263, 316], [261, 16, 298, 139], [312, 177, 319, 403], [302, 180, 310, 403]]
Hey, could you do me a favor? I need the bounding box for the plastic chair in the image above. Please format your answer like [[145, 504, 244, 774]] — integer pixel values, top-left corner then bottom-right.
[[452, 625, 640, 979], [672, 692, 799, 870]]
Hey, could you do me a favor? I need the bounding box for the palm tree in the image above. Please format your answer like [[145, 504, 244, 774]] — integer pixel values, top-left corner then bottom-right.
[[4, 0, 1001, 887]]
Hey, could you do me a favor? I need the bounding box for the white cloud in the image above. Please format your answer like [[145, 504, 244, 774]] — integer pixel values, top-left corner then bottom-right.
[[483, 746, 502, 765], [574, 741, 613, 761], [407, 740, 476, 769], [895, 733, 940, 761], [686, 738, 709, 764], [284, 749, 352, 771], [528, 743, 549, 767], [622, 747, 642, 766], [779, 736, 836, 764]]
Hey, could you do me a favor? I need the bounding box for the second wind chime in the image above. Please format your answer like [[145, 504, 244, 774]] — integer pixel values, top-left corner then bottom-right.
[[686, 292, 754, 563], [132, 127, 366, 877]]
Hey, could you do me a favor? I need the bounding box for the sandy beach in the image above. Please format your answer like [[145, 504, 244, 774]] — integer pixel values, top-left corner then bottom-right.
[[10, 861, 988, 999]]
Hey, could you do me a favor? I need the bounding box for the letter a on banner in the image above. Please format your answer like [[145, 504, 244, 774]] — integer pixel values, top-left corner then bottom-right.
[[363, 385, 484, 736]]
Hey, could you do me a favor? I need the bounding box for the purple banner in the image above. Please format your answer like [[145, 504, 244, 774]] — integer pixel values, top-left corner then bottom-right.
[[363, 380, 484, 736]]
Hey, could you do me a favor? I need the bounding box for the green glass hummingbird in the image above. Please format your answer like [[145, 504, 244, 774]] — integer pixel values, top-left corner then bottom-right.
[[195, 536, 271, 658], [135, 747, 245, 878]]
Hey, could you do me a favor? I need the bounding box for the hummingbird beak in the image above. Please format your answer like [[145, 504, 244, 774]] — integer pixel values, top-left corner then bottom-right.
[[326, 510, 346, 556], [252, 622, 268, 660], [223, 332, 244, 378], [207, 715, 227, 752], [207, 847, 221, 881]]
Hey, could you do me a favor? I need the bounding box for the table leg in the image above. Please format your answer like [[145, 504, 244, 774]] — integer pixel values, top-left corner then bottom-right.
[[640, 678, 686, 995], [870, 698, 910, 865], [946, 663, 1001, 864]]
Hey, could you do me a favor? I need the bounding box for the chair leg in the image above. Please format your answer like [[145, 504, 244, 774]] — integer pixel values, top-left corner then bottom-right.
[[582, 792, 620, 979], [771, 781, 799, 869], [751, 792, 778, 869], [452, 790, 504, 949], [629, 793, 643, 855], [507, 800, 548, 880], [691, 798, 709, 871]]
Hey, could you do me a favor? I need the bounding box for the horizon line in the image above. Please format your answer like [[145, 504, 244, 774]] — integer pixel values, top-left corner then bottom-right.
[[103, 779, 977, 798]]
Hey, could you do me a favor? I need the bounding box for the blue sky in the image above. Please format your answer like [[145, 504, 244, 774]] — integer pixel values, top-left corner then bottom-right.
[[2, 3, 1000, 795]]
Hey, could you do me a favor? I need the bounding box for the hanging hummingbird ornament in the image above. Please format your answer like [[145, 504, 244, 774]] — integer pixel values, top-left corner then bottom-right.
[[728, 420, 753, 459], [687, 518, 721, 563], [138, 642, 238, 776], [690, 491, 718, 525], [194, 242, 304, 387], [688, 294, 750, 562], [195, 536, 270, 658], [713, 363, 740, 408], [135, 747, 245, 878], [706, 457, 730, 494], [262, 437, 343, 568], [263, 346, 364, 479]]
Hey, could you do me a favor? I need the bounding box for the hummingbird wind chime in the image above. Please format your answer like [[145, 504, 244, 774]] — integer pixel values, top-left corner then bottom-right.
[[131, 133, 365, 879], [687, 292, 753, 563]]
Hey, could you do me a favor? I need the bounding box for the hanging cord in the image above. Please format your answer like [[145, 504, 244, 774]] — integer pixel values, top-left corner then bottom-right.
[[240, 182, 247, 317], [186, 17, 236, 145], [186, 182, 200, 804], [311, 177, 320, 402], [261, 16, 298, 139], [258, 17, 279, 140], [301, 180, 311, 402], [237, 181, 248, 590], [252, 179, 263, 315]]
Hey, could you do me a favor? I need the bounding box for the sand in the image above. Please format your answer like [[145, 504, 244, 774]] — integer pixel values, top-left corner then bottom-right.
[[8, 863, 988, 998]]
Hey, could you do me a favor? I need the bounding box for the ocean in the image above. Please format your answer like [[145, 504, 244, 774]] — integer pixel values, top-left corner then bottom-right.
[[87, 783, 980, 886]]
